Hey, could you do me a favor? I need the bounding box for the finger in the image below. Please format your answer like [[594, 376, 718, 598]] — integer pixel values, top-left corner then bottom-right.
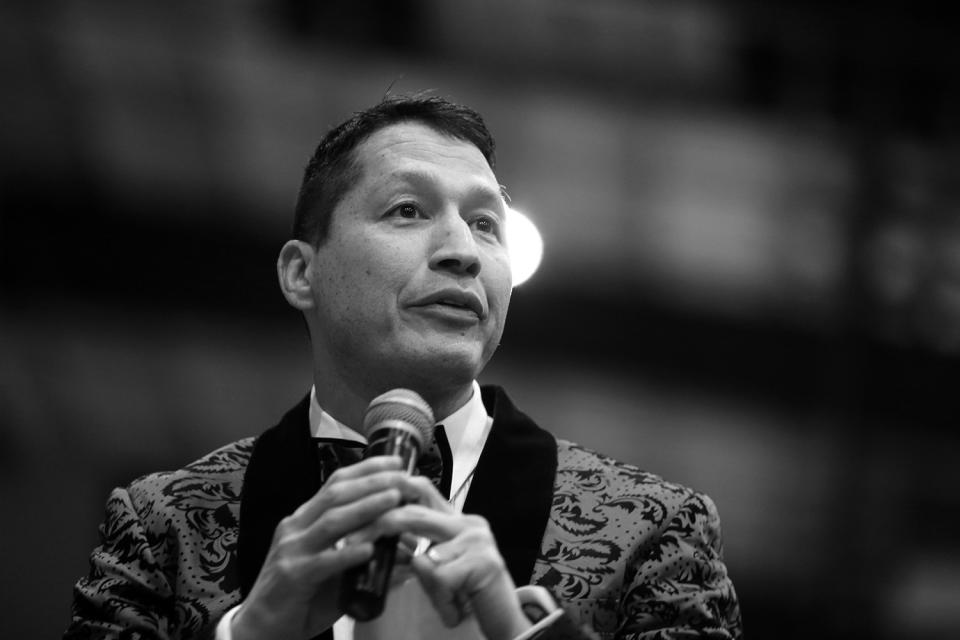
[[356, 506, 485, 548], [414, 529, 506, 602], [304, 471, 472, 551], [327, 455, 404, 483], [411, 553, 465, 627], [433, 551, 525, 640], [345, 504, 454, 547], [297, 488, 405, 552], [405, 474, 453, 511], [417, 554, 486, 628], [393, 532, 421, 566], [354, 473, 450, 511], [398, 532, 422, 553], [426, 523, 499, 563], [412, 545, 488, 627], [302, 454, 402, 492], [294, 464, 448, 526], [423, 540, 462, 566], [297, 476, 453, 550], [257, 539, 375, 601], [308, 541, 376, 582], [292, 465, 408, 524], [438, 549, 503, 597], [332, 475, 458, 546]]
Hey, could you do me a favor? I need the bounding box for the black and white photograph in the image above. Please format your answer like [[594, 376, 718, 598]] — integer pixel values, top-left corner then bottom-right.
[[1, 2, 958, 639]]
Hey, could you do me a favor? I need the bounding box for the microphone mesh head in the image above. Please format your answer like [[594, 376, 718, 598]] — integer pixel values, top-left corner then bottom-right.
[[363, 388, 435, 446]]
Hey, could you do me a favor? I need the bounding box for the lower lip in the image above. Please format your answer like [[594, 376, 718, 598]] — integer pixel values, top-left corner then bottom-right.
[[414, 303, 480, 325]]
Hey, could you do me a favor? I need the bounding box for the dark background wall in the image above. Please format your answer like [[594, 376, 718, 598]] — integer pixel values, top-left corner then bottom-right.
[[2, 1, 959, 638]]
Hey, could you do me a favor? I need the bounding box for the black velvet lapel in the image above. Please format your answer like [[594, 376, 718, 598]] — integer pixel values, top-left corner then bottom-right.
[[237, 394, 318, 595], [465, 386, 558, 586]]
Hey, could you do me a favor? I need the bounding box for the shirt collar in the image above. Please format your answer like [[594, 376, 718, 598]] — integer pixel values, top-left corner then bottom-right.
[[309, 386, 367, 443], [308, 382, 491, 484]]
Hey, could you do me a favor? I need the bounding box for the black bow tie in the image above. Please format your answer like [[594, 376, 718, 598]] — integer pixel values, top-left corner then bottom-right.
[[313, 424, 452, 499], [419, 424, 452, 499]]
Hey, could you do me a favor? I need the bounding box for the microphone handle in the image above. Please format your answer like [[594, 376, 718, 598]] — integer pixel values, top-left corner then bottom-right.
[[339, 428, 421, 621]]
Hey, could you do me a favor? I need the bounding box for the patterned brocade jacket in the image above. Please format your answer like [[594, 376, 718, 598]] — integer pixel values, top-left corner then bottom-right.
[[66, 386, 742, 640]]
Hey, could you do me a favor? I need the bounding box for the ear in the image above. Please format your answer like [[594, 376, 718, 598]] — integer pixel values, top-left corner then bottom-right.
[[277, 240, 316, 310]]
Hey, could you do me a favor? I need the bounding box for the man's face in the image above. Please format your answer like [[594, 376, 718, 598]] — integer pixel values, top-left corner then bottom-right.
[[306, 122, 512, 400]]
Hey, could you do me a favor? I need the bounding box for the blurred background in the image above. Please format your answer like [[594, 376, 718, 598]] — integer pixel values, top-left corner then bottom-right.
[[2, 1, 959, 638]]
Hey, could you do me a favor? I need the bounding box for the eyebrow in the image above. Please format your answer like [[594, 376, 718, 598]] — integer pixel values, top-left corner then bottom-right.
[[388, 169, 506, 207]]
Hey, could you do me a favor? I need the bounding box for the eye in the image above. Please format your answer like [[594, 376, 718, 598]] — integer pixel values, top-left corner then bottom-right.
[[471, 214, 501, 238], [386, 203, 424, 220]]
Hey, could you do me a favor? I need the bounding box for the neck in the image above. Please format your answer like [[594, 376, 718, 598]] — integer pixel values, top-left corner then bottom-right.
[[312, 372, 475, 431], [421, 384, 475, 424]]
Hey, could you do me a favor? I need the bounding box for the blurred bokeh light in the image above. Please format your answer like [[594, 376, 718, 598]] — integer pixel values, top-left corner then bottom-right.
[[506, 208, 544, 287]]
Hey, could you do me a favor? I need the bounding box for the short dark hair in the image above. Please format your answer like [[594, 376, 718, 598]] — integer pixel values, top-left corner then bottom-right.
[[292, 94, 497, 245]]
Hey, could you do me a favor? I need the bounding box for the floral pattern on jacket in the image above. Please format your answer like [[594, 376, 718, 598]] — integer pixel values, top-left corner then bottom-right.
[[66, 437, 741, 639], [533, 443, 741, 639]]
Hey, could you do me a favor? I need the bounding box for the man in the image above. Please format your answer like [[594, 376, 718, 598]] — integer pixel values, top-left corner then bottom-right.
[[66, 95, 742, 640]]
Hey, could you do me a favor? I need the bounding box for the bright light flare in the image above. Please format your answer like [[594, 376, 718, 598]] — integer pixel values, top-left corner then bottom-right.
[[505, 208, 543, 287]]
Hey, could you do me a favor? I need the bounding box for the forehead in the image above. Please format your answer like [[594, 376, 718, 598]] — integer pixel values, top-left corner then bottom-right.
[[351, 122, 497, 189]]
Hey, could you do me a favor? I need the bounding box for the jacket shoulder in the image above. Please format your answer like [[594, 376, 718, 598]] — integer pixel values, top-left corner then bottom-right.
[[118, 437, 256, 565], [552, 438, 725, 567], [540, 440, 739, 636], [124, 437, 256, 514], [555, 438, 698, 504], [68, 439, 256, 638]]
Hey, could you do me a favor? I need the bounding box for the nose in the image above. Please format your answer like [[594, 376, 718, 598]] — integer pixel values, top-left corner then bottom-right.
[[429, 214, 481, 278]]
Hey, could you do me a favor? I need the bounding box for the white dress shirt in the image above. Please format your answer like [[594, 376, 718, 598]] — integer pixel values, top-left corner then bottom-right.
[[310, 381, 492, 516]]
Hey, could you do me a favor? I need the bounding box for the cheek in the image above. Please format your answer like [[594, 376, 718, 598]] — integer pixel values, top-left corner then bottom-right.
[[336, 237, 398, 285], [486, 256, 514, 308], [351, 250, 410, 316]]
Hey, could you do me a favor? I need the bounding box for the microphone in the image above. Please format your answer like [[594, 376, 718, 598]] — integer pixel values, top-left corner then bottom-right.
[[339, 388, 435, 621]]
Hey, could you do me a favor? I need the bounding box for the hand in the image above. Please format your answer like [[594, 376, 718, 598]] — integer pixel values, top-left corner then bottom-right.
[[361, 487, 532, 640], [231, 456, 430, 640], [413, 515, 532, 640]]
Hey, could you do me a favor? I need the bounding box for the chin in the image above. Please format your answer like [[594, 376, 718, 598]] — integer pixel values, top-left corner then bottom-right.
[[401, 345, 486, 389]]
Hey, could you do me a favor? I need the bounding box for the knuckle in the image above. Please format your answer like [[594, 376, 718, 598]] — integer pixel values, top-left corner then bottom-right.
[[481, 545, 505, 566], [275, 556, 300, 579], [463, 514, 491, 531], [323, 482, 344, 503], [274, 530, 300, 556], [411, 475, 433, 490], [312, 519, 334, 540], [460, 520, 498, 550], [326, 465, 347, 482], [274, 515, 296, 540]]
